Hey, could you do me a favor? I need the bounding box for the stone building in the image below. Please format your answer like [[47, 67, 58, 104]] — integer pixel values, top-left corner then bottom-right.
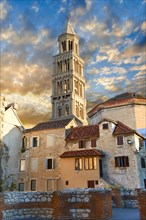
[[60, 119, 146, 189], [18, 19, 87, 191], [0, 97, 24, 191], [88, 92, 146, 137], [18, 20, 146, 191]]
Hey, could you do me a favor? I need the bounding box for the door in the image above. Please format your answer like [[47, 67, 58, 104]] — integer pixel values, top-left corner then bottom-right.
[[87, 180, 95, 188]]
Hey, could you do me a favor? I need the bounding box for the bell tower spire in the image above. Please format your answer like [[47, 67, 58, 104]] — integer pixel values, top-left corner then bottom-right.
[[51, 19, 87, 125]]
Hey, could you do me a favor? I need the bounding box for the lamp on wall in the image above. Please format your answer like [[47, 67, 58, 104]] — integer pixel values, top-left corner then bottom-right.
[[127, 139, 132, 144]]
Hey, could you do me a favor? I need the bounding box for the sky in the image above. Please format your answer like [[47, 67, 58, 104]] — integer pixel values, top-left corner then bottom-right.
[[1, 0, 146, 128]]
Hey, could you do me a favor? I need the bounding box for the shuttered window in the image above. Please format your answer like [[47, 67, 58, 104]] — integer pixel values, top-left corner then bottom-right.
[[79, 140, 86, 148], [31, 180, 36, 191], [91, 139, 96, 148], [115, 156, 129, 167], [117, 136, 124, 145], [75, 158, 83, 170]]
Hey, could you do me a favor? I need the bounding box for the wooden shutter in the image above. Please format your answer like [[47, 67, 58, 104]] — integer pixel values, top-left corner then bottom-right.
[[115, 157, 118, 167], [125, 156, 129, 167]]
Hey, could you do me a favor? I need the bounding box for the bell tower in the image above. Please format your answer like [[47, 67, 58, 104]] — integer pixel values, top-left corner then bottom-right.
[[51, 19, 87, 125]]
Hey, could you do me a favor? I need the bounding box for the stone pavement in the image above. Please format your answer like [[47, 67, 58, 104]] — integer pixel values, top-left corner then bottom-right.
[[111, 208, 140, 220]]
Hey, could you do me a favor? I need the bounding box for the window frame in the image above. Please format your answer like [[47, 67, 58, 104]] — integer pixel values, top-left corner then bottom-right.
[[115, 156, 129, 168], [46, 158, 55, 170], [102, 123, 109, 130], [30, 179, 37, 191], [75, 158, 83, 171], [19, 159, 26, 172], [31, 136, 39, 148], [91, 138, 97, 148], [79, 140, 86, 149], [116, 135, 124, 146], [18, 183, 24, 191], [84, 157, 97, 170]]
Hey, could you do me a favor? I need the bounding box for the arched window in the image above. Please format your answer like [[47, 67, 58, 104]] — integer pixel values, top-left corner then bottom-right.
[[22, 136, 27, 149], [65, 105, 69, 116], [76, 105, 79, 117], [67, 58, 70, 71], [64, 59, 67, 72], [58, 107, 62, 117]]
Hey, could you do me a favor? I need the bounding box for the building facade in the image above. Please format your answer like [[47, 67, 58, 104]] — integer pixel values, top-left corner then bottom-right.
[[62, 119, 146, 189], [88, 92, 146, 136], [0, 98, 24, 191], [17, 20, 146, 192]]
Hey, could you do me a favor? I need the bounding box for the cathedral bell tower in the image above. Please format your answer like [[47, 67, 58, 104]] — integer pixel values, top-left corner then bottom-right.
[[51, 19, 87, 125]]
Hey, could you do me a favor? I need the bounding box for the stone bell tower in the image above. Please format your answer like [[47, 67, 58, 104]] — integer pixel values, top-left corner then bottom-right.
[[51, 19, 87, 125]]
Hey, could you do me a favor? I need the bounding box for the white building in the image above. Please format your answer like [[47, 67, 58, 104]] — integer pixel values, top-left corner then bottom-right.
[[0, 98, 24, 191]]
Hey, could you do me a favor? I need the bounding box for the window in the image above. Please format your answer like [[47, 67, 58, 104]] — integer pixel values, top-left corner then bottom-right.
[[115, 156, 129, 167], [84, 157, 97, 170], [46, 158, 55, 170], [79, 140, 86, 148], [22, 136, 27, 148], [141, 158, 146, 168], [117, 136, 124, 145], [99, 159, 103, 178], [32, 137, 39, 147], [91, 139, 96, 148], [19, 159, 26, 172], [31, 180, 36, 191], [66, 181, 69, 185], [18, 183, 24, 191], [75, 158, 83, 170], [65, 105, 69, 116], [58, 107, 62, 117], [31, 158, 38, 172], [47, 135, 55, 147], [47, 179, 57, 191], [102, 123, 109, 129], [144, 179, 146, 189], [87, 180, 95, 188]]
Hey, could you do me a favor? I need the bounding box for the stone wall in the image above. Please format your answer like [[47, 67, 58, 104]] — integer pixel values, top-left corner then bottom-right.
[[112, 188, 138, 208], [0, 189, 112, 220], [137, 189, 146, 220]]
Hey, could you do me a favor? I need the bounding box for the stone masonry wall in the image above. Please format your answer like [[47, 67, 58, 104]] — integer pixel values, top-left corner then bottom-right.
[[137, 190, 146, 220], [112, 188, 138, 208], [0, 189, 112, 220]]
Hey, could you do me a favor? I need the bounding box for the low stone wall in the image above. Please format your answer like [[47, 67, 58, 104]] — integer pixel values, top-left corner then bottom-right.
[[112, 188, 138, 208], [137, 190, 146, 220], [0, 189, 112, 220]]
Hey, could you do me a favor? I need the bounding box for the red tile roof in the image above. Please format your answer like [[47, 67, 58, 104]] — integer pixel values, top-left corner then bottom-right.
[[113, 121, 137, 135], [66, 124, 99, 140], [60, 149, 104, 158], [24, 118, 76, 133], [88, 92, 146, 118]]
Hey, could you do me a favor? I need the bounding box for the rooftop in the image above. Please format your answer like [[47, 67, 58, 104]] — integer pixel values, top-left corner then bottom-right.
[[60, 149, 104, 158], [88, 92, 146, 118]]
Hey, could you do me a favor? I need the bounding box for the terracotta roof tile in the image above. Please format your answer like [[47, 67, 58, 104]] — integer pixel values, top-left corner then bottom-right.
[[60, 149, 104, 158], [113, 121, 135, 135], [66, 125, 99, 140], [88, 92, 146, 118], [24, 118, 74, 133]]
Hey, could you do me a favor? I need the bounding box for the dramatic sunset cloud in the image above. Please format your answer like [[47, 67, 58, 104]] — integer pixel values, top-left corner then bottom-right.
[[1, 0, 146, 127]]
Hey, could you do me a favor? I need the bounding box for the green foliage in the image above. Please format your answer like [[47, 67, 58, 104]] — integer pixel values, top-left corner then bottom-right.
[[9, 182, 16, 191]]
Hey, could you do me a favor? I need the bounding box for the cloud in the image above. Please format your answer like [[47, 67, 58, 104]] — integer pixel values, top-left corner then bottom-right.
[[96, 55, 108, 62], [31, 5, 39, 13], [0, 1, 11, 20], [141, 21, 146, 32]]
